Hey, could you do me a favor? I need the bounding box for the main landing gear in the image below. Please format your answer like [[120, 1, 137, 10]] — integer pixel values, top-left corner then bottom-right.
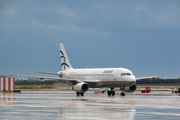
[[120, 87, 125, 96], [105, 87, 125, 96], [107, 88, 116, 96], [76, 92, 84, 96]]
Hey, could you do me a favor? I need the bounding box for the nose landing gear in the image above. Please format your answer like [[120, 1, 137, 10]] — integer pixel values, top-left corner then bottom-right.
[[120, 87, 125, 96]]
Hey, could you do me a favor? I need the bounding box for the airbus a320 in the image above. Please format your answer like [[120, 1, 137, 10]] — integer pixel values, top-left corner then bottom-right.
[[19, 44, 156, 96]]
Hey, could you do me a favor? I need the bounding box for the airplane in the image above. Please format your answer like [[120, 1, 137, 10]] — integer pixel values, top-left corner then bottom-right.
[[19, 44, 156, 96]]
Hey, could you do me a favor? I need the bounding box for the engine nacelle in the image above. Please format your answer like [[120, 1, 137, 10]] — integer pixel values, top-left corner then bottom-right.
[[124, 84, 137, 92], [72, 82, 89, 92]]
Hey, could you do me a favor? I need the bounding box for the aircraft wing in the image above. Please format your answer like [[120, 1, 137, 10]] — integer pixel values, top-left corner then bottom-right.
[[17, 75, 98, 85], [18, 75, 79, 82], [136, 75, 156, 80]]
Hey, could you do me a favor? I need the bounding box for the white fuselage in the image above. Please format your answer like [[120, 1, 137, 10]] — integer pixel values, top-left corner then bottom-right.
[[58, 68, 136, 88], [19, 44, 155, 96]]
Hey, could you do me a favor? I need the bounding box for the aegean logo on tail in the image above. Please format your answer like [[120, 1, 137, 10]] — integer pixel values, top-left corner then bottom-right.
[[60, 50, 70, 70]]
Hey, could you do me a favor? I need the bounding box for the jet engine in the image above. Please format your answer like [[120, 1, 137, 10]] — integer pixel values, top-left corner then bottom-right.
[[72, 82, 89, 92], [124, 84, 137, 92]]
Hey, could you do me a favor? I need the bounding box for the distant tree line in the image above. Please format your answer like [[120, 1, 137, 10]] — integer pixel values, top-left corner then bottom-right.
[[136, 78, 180, 85], [15, 78, 180, 85]]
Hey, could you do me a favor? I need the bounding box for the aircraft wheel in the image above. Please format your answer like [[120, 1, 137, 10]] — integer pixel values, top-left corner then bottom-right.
[[81, 92, 84, 96], [108, 91, 112, 96], [112, 91, 115, 96], [120, 92, 125, 96], [76, 92, 80, 96]]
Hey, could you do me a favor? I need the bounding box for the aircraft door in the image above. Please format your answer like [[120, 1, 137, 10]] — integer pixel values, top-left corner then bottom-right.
[[113, 70, 118, 81], [92, 73, 96, 79]]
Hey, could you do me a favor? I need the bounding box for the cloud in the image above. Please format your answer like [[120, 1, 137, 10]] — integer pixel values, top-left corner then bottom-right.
[[100, 31, 112, 39], [133, 3, 180, 29], [57, 4, 77, 17], [0, 8, 16, 17], [0, 0, 180, 78], [9, 8, 16, 14], [3, 21, 57, 30], [36, 23, 56, 29]]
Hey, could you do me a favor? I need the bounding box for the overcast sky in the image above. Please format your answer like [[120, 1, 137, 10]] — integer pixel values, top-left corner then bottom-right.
[[0, 0, 180, 79]]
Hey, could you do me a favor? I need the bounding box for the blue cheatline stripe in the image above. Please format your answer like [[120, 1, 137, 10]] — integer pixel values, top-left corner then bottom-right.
[[60, 50, 64, 56]]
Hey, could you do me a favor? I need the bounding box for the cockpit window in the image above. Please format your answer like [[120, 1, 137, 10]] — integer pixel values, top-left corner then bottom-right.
[[120, 73, 133, 76], [121, 73, 125, 76], [126, 73, 131, 75]]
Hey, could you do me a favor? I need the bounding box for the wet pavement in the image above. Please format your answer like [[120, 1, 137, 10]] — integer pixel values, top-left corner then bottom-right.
[[0, 91, 180, 120]]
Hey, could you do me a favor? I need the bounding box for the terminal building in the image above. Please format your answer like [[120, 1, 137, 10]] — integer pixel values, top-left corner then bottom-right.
[[0, 75, 15, 92]]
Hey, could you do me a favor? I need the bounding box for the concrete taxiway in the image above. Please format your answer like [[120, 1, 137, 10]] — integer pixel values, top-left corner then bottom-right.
[[0, 91, 180, 120]]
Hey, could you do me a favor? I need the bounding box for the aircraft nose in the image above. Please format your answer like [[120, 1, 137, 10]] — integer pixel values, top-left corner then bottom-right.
[[132, 76, 136, 82]]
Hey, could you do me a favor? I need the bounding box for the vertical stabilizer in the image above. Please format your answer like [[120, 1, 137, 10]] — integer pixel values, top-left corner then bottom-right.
[[59, 44, 73, 71]]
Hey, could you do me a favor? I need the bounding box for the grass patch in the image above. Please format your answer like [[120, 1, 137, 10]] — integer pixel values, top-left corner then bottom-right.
[[15, 85, 55, 89]]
